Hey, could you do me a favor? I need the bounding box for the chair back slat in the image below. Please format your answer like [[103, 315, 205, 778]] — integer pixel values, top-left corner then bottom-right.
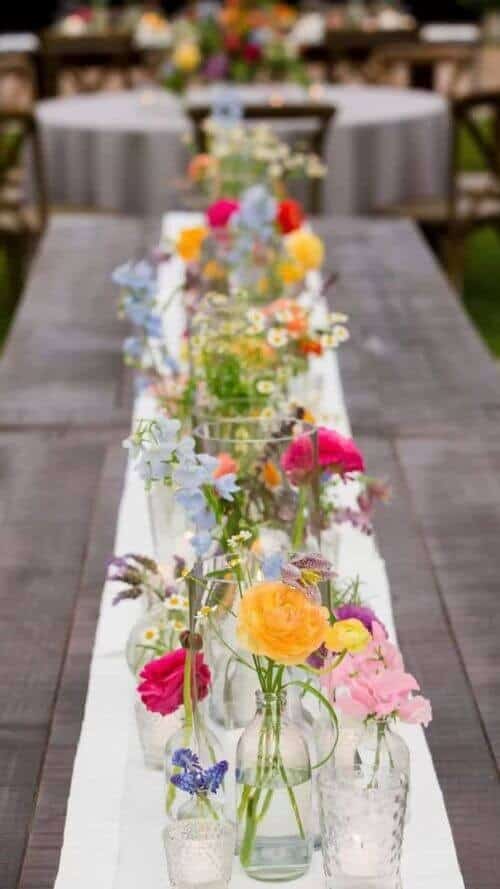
[[187, 102, 335, 213], [0, 111, 48, 233]]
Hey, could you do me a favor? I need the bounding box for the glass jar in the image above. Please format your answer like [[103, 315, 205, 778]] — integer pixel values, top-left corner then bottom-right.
[[165, 712, 225, 820], [147, 483, 189, 564], [135, 697, 182, 771], [319, 719, 409, 889], [193, 417, 321, 551], [202, 555, 259, 730], [125, 602, 186, 677], [235, 690, 313, 881], [163, 795, 235, 889]]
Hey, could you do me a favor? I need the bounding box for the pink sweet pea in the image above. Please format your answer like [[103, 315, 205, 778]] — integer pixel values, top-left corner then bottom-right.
[[281, 426, 365, 484], [137, 648, 211, 716], [206, 199, 240, 228], [213, 452, 239, 479], [321, 620, 432, 727]]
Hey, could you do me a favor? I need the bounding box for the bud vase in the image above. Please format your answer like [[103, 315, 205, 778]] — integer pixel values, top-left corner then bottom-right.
[[125, 602, 186, 677], [163, 795, 235, 889], [236, 690, 313, 881], [319, 719, 409, 889], [165, 711, 225, 820], [135, 697, 182, 771]]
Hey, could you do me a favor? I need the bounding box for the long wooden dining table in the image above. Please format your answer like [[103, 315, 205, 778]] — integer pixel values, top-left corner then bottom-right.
[[0, 213, 499, 889]]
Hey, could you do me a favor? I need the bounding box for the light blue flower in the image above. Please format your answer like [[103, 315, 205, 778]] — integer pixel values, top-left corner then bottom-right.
[[197, 453, 219, 474], [123, 336, 143, 362], [236, 185, 277, 232], [144, 313, 163, 338], [211, 89, 243, 127], [112, 260, 157, 295], [135, 443, 175, 482], [176, 437, 196, 460], [214, 472, 240, 502], [173, 463, 212, 490], [261, 551, 284, 580], [175, 488, 206, 519], [195, 505, 216, 532], [152, 417, 181, 444], [191, 530, 213, 557]]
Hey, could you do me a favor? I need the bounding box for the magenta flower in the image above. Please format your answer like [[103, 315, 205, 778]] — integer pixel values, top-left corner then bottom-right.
[[281, 427, 365, 484], [137, 648, 211, 716], [206, 199, 240, 229]]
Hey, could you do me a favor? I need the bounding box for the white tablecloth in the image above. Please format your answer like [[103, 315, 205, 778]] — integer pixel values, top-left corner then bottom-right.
[[52, 212, 465, 889], [36, 84, 450, 215]]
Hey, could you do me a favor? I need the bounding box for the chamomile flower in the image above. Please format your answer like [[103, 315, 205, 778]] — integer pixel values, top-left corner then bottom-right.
[[330, 312, 349, 324], [332, 324, 350, 343], [247, 309, 265, 332], [255, 379, 275, 395], [166, 594, 189, 610], [199, 604, 218, 619], [140, 627, 160, 645], [320, 332, 339, 349], [228, 530, 252, 549], [171, 618, 187, 632], [267, 328, 288, 348]]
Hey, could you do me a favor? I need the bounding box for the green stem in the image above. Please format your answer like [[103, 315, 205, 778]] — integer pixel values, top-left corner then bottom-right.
[[291, 484, 308, 549]]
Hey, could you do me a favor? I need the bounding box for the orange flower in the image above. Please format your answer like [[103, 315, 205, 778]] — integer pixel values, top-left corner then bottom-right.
[[277, 259, 304, 286], [299, 338, 323, 356], [237, 581, 329, 665], [213, 452, 239, 479], [188, 153, 217, 182], [261, 460, 282, 490], [176, 226, 208, 262]]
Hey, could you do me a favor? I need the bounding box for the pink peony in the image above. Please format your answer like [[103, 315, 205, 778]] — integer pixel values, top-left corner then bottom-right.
[[206, 199, 240, 228], [137, 648, 211, 716], [281, 426, 365, 483]]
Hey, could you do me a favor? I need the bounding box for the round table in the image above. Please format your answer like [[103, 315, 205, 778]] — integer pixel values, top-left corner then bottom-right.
[[36, 84, 450, 215]]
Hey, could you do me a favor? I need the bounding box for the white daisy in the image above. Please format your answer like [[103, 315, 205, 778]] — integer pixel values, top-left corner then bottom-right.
[[140, 627, 160, 645], [256, 379, 275, 395], [267, 328, 289, 348]]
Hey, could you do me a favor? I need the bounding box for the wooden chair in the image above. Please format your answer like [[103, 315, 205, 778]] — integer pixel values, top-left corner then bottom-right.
[[377, 91, 500, 289], [0, 110, 48, 297], [187, 102, 336, 214], [40, 32, 137, 97], [0, 53, 36, 108], [367, 42, 477, 95]]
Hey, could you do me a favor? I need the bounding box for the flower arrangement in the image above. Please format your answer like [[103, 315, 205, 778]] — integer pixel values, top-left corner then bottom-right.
[[162, 0, 307, 94], [187, 122, 326, 202]]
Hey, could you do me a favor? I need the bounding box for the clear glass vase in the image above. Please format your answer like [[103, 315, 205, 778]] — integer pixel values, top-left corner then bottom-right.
[[236, 690, 313, 881], [135, 697, 182, 771], [125, 602, 186, 677], [165, 711, 225, 820], [163, 795, 235, 889], [319, 719, 410, 889], [193, 417, 321, 551]]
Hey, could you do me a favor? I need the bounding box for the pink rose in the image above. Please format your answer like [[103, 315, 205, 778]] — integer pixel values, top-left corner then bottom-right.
[[281, 426, 365, 483], [137, 648, 211, 716], [206, 199, 240, 228]]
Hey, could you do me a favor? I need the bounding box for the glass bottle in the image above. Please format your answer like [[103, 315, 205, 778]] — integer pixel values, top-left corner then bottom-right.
[[126, 601, 185, 677], [235, 690, 313, 881], [319, 719, 410, 889], [163, 794, 235, 889]]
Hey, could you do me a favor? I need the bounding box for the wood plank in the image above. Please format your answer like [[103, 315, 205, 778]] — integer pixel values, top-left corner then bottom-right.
[[358, 435, 500, 889], [0, 214, 145, 428], [0, 428, 125, 889], [315, 217, 500, 437]]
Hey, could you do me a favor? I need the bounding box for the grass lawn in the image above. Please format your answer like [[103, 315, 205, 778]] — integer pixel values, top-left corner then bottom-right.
[[459, 118, 500, 357]]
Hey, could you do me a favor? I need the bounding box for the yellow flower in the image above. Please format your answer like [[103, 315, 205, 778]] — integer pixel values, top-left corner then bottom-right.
[[176, 225, 208, 262], [237, 581, 329, 665], [324, 618, 371, 653], [202, 259, 225, 281], [277, 259, 305, 285], [172, 41, 201, 72], [286, 229, 324, 272]]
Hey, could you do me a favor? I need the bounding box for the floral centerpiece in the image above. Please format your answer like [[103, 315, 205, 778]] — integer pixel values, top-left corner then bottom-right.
[[187, 121, 325, 203], [162, 0, 307, 94]]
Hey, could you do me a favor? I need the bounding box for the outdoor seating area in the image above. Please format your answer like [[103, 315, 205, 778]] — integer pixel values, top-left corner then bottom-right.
[[0, 5, 499, 889]]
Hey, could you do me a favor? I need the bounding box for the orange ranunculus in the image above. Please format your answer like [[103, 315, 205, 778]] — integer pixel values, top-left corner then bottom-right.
[[176, 226, 208, 262], [299, 338, 323, 356], [237, 581, 329, 665]]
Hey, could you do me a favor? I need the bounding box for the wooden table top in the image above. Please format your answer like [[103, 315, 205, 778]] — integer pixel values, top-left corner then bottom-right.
[[1, 214, 499, 889]]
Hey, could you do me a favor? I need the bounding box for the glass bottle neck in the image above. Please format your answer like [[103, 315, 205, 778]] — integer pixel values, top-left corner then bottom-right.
[[255, 690, 287, 716]]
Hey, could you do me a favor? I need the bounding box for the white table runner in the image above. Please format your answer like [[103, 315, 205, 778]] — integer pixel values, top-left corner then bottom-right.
[[53, 214, 465, 889]]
